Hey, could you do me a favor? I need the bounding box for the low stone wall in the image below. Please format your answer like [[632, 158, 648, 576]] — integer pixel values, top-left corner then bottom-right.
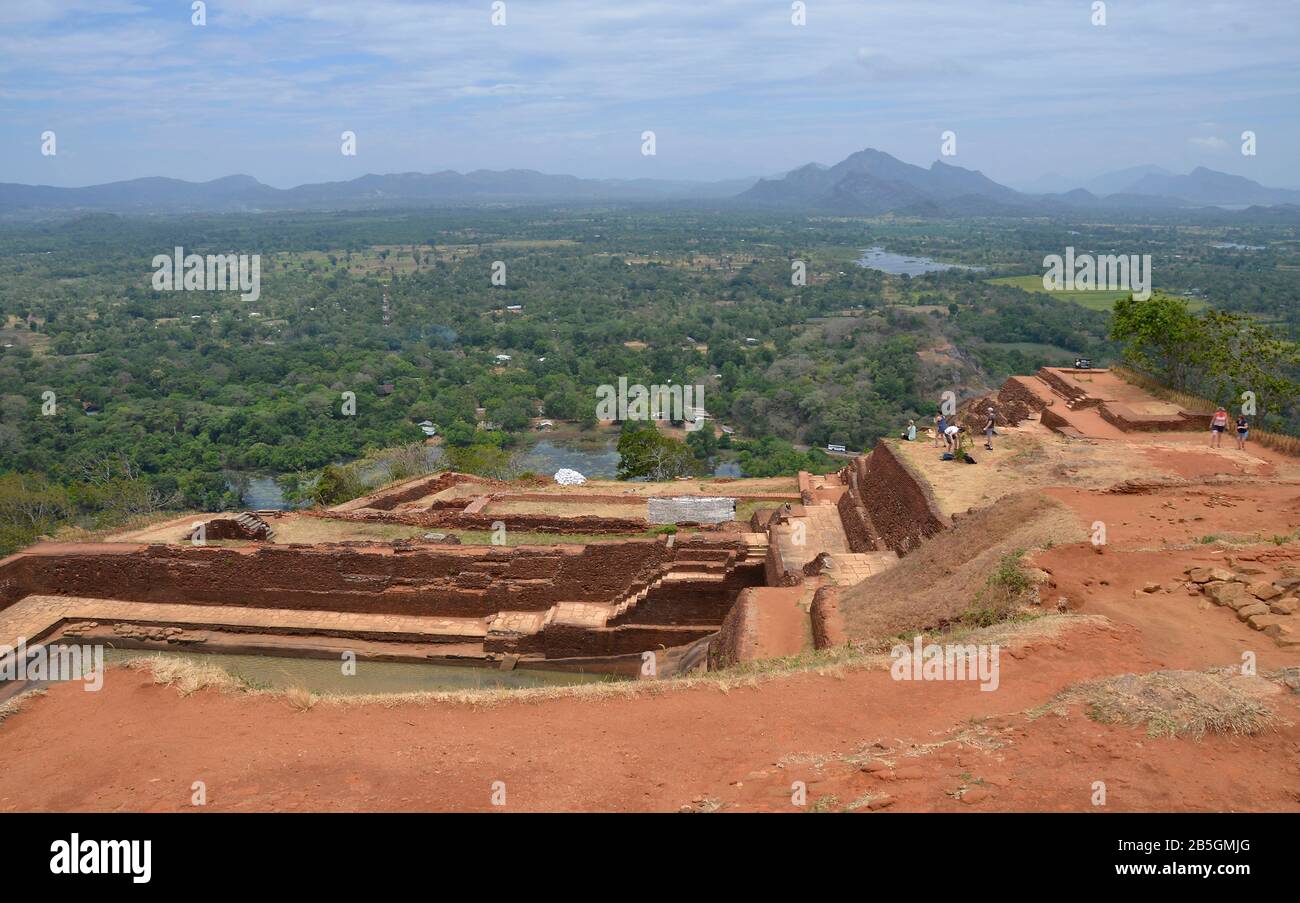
[[1040, 406, 1073, 434], [647, 496, 735, 525], [706, 587, 760, 668], [1099, 405, 1206, 433], [810, 585, 847, 650], [333, 471, 498, 512], [764, 539, 803, 586]]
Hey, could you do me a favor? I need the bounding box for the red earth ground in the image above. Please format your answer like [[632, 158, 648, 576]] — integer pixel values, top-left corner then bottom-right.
[[0, 588, 1297, 813], [3, 489, 1300, 811]]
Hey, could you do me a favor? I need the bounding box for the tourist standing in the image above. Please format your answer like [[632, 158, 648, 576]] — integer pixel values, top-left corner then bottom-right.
[[1210, 407, 1228, 448]]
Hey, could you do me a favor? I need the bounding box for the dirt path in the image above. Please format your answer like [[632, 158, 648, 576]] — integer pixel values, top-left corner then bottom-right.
[[1043, 482, 1300, 549], [2, 616, 1295, 813]]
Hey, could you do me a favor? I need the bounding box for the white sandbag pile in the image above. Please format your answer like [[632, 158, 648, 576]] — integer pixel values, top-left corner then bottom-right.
[[554, 468, 587, 486]]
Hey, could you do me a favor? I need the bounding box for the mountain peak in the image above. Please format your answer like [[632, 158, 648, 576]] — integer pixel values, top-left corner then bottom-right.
[[740, 147, 1025, 214]]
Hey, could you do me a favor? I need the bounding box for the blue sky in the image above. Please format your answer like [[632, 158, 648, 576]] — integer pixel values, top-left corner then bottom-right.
[[2, 0, 1297, 189]]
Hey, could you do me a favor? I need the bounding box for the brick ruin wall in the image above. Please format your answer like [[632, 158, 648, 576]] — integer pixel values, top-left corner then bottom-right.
[[191, 516, 272, 541], [1035, 368, 1091, 405], [706, 588, 760, 668], [0, 538, 755, 622], [835, 484, 879, 553], [851, 443, 948, 556], [997, 377, 1048, 417], [959, 375, 1055, 432], [1099, 405, 1207, 433], [810, 585, 846, 650], [1040, 406, 1072, 433], [333, 471, 500, 512], [314, 508, 648, 535]]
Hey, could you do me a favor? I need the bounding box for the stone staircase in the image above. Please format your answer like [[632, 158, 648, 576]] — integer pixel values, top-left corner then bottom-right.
[[236, 511, 276, 541], [485, 543, 758, 654]]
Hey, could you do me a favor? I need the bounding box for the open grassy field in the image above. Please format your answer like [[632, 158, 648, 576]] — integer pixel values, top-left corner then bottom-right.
[[988, 275, 1207, 312]]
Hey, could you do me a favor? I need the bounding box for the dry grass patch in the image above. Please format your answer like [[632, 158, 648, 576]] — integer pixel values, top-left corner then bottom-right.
[[0, 689, 46, 724], [839, 490, 1084, 644], [283, 685, 317, 712], [1034, 669, 1284, 739], [125, 655, 251, 696]]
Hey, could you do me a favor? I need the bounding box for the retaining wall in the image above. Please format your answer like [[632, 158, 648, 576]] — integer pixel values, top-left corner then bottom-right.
[[0, 539, 747, 620], [835, 485, 879, 552], [852, 442, 948, 556]]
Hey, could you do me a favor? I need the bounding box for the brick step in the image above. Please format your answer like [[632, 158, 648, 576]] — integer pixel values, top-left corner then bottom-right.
[[488, 546, 751, 642], [658, 570, 728, 583]]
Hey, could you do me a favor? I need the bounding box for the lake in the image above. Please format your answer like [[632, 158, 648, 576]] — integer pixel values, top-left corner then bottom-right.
[[228, 435, 743, 507], [518, 436, 743, 479], [855, 246, 983, 276]]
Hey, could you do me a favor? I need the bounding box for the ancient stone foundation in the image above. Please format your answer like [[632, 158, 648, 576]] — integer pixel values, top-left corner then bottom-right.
[[0, 535, 766, 667]]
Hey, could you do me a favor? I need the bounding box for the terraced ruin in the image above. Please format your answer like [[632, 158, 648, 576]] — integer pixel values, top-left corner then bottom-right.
[[2, 368, 1299, 812], [3, 368, 1299, 682]]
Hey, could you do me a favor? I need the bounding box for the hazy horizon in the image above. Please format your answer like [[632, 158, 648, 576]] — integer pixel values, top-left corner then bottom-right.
[[3, 0, 1298, 191]]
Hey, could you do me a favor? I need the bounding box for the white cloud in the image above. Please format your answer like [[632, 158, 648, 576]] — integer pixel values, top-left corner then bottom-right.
[[0, 0, 1297, 186]]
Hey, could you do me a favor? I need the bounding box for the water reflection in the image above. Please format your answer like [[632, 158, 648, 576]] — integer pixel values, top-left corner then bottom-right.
[[855, 246, 982, 276], [103, 649, 619, 694]]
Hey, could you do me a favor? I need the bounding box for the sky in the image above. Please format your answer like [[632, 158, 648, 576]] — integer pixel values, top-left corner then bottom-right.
[[2, 0, 1297, 190]]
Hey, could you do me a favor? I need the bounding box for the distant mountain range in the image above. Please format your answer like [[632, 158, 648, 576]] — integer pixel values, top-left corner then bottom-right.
[[2, 149, 1297, 218], [739, 150, 1300, 215], [0, 170, 755, 216]]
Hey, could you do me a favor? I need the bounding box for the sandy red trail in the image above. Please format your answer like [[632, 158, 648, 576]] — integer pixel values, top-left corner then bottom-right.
[[1, 616, 1296, 813]]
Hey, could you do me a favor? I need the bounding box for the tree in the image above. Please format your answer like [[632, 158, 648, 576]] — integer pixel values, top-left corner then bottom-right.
[[444, 444, 521, 480], [1109, 293, 1202, 391], [686, 427, 718, 460], [1196, 310, 1300, 429], [616, 428, 699, 481], [313, 464, 364, 506]]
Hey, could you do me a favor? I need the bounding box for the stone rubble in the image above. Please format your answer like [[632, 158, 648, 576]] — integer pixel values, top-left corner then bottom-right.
[[1185, 565, 1299, 647]]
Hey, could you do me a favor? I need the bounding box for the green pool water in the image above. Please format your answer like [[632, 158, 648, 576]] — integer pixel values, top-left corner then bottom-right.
[[103, 648, 622, 694]]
